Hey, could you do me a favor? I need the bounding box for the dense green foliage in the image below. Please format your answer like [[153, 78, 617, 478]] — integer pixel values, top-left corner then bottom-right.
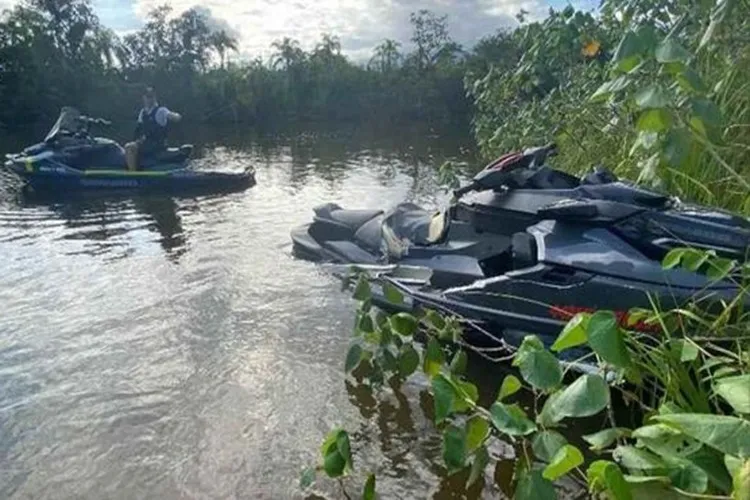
[[0, 2, 472, 130], [467, 0, 750, 212], [304, 252, 749, 499]]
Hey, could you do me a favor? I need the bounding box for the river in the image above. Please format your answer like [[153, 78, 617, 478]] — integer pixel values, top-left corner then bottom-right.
[[0, 127, 545, 499]]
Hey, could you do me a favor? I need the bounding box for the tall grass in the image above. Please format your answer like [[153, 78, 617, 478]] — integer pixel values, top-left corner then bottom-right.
[[469, 1, 750, 215]]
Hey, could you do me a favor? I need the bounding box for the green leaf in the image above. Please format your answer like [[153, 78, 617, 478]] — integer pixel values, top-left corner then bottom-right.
[[690, 447, 734, 492], [681, 249, 709, 271], [671, 339, 699, 362], [490, 402, 537, 436], [675, 67, 707, 94], [323, 449, 347, 477], [321, 429, 342, 456], [662, 127, 692, 168], [733, 460, 750, 500], [543, 445, 584, 481], [389, 313, 418, 336], [432, 374, 455, 424], [449, 350, 468, 376], [584, 428, 631, 451], [590, 76, 630, 102], [300, 467, 316, 489], [379, 347, 397, 372], [537, 391, 564, 427], [452, 379, 479, 413], [655, 38, 690, 64], [706, 257, 736, 280], [633, 424, 701, 458], [634, 24, 657, 54], [663, 248, 687, 269], [336, 431, 353, 470], [468, 446, 489, 487], [383, 281, 404, 305], [533, 430, 568, 462], [353, 275, 371, 301], [512, 336, 562, 391], [357, 313, 374, 335], [345, 344, 363, 373], [613, 446, 666, 470], [630, 130, 660, 155], [587, 311, 631, 368], [637, 108, 671, 132], [498, 374, 523, 401], [603, 464, 632, 500], [423, 337, 444, 377], [655, 414, 750, 457], [466, 415, 490, 453], [442, 424, 467, 473], [664, 456, 708, 493], [363, 473, 376, 500], [544, 374, 610, 423], [726, 455, 743, 478], [363, 330, 381, 345], [551, 313, 589, 352], [397, 344, 420, 378], [714, 375, 750, 414], [588, 461, 632, 500], [423, 309, 446, 331], [514, 468, 556, 500], [691, 98, 723, 132], [635, 85, 671, 109], [613, 30, 643, 72]]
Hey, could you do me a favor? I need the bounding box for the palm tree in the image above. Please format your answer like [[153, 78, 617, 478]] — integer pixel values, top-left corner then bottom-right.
[[271, 37, 304, 69], [313, 33, 341, 63], [369, 39, 401, 73], [210, 29, 238, 69]]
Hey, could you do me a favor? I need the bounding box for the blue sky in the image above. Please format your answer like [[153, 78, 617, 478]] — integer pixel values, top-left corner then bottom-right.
[[1, 0, 599, 61]]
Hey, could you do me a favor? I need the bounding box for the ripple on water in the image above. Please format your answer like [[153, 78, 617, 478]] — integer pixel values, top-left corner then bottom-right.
[[0, 132, 505, 499]]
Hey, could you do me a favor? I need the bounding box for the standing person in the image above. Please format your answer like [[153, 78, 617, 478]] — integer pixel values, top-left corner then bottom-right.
[[124, 87, 182, 171]]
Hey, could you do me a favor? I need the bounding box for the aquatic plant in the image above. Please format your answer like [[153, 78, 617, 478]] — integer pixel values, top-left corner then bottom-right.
[[302, 255, 749, 498]]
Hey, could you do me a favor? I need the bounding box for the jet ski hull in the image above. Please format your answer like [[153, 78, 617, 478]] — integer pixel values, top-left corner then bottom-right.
[[5, 157, 255, 195]]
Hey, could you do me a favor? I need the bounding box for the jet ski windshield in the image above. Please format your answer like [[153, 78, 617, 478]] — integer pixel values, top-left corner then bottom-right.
[[44, 107, 82, 143]]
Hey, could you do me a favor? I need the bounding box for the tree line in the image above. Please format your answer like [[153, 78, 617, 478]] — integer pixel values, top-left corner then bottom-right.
[[0, 0, 486, 131]]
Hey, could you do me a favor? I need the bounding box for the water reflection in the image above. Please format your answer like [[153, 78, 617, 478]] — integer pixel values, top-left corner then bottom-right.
[[17, 191, 188, 262], [0, 126, 535, 500]]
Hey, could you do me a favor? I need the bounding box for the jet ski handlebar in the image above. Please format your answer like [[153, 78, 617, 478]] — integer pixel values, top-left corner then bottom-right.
[[76, 115, 112, 127], [452, 143, 558, 199]]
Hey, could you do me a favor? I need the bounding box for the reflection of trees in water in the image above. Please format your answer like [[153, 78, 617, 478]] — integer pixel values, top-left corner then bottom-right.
[[133, 196, 186, 261], [20, 191, 187, 261], [184, 123, 474, 193]]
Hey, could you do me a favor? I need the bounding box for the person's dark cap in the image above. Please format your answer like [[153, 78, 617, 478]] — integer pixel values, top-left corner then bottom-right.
[[143, 87, 156, 98]]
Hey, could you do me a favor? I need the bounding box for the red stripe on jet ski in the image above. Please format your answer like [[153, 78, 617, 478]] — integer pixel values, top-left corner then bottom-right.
[[548, 305, 660, 334]]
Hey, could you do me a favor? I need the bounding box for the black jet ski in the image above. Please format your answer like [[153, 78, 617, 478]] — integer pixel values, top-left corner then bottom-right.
[[292, 144, 750, 347], [3, 107, 254, 194]]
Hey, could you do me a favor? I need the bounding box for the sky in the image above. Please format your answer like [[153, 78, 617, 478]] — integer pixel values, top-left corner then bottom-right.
[[0, 0, 598, 62]]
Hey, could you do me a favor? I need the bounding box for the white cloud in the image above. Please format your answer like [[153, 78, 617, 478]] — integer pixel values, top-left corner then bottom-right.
[[132, 0, 546, 62], [1, 0, 554, 62]]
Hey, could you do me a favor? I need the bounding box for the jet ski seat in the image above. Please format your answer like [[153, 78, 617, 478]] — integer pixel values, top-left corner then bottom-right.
[[313, 203, 384, 232], [149, 145, 193, 163], [376, 203, 451, 258]]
